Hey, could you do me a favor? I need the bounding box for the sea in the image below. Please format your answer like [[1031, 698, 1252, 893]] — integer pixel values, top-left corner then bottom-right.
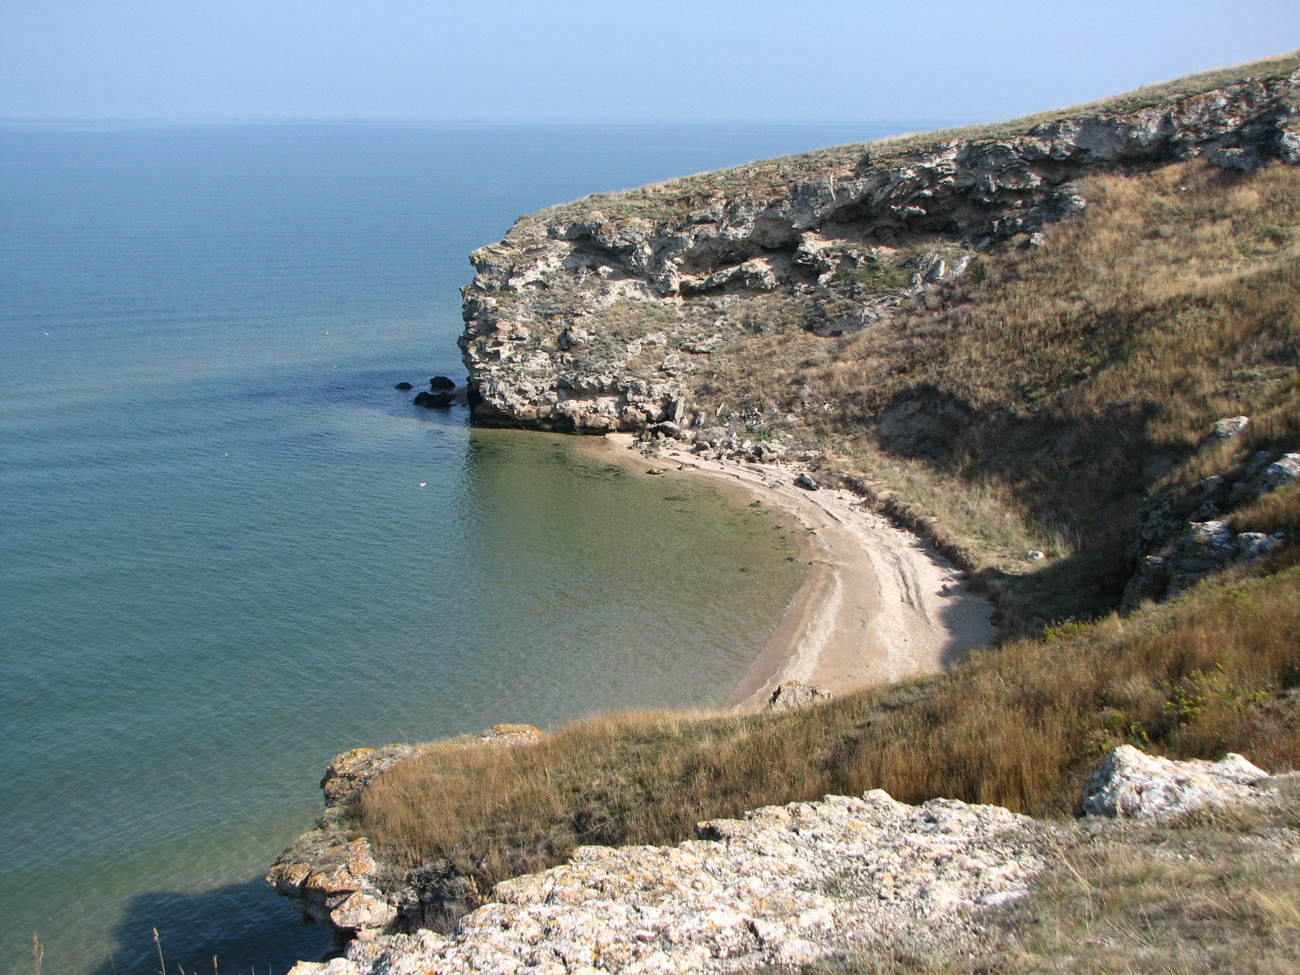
[[0, 118, 943, 974]]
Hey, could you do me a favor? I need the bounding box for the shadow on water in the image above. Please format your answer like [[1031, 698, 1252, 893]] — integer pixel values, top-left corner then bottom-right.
[[93, 878, 328, 975]]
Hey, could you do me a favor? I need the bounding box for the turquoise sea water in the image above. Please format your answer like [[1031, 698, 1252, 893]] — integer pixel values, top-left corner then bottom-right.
[[0, 119, 938, 974]]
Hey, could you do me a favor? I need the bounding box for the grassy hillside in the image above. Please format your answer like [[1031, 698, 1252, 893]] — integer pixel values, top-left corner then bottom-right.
[[352, 54, 1300, 961], [698, 156, 1300, 633]]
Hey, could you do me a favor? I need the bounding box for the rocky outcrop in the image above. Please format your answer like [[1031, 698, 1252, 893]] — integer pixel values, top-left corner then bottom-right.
[[289, 789, 1053, 975], [1078, 744, 1272, 818], [413, 390, 454, 409], [1123, 419, 1294, 607], [268, 745, 414, 948], [766, 680, 832, 710], [284, 747, 1289, 975], [460, 68, 1300, 433], [268, 731, 542, 948], [319, 745, 416, 809]]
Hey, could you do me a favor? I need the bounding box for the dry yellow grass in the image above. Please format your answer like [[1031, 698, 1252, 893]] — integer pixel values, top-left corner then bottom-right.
[[356, 563, 1300, 908], [685, 158, 1300, 633], [1006, 782, 1300, 975]]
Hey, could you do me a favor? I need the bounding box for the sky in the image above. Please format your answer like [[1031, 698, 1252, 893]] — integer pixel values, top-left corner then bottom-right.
[[1, 1, 1298, 124]]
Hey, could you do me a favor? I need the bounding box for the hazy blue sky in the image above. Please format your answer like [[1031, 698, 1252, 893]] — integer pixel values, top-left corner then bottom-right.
[[2, 1, 1297, 123]]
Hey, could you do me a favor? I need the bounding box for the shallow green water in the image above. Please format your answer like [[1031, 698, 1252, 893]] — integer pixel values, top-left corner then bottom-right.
[[0, 119, 948, 974]]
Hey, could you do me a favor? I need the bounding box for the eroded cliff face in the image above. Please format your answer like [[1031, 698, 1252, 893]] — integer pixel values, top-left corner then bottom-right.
[[459, 68, 1300, 434]]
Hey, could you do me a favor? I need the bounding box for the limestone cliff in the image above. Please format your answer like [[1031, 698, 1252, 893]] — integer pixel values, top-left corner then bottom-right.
[[460, 64, 1300, 434]]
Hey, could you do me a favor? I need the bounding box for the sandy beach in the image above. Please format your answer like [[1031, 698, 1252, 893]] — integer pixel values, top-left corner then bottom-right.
[[584, 434, 996, 709]]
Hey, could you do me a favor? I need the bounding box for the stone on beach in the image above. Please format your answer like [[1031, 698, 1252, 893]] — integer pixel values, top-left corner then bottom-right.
[[766, 680, 832, 709]]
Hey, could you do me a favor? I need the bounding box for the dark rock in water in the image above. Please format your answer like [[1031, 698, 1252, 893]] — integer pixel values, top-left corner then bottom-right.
[[795, 473, 820, 491], [414, 390, 454, 409], [429, 376, 456, 390], [394, 382, 413, 390]]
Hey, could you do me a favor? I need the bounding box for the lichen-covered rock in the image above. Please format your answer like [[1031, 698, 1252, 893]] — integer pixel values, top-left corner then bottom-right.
[[1079, 745, 1271, 819], [267, 836, 396, 946], [320, 745, 415, 810], [289, 790, 1052, 975]]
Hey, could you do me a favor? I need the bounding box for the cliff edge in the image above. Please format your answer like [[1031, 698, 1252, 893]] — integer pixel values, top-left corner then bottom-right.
[[460, 59, 1300, 434], [288, 746, 1296, 974]]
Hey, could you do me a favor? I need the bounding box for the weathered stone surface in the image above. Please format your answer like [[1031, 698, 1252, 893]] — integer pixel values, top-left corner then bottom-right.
[[459, 70, 1300, 434], [1208, 145, 1263, 171], [1259, 452, 1300, 495], [270, 746, 415, 945], [1237, 531, 1287, 559], [1079, 745, 1271, 819], [289, 790, 1052, 975], [1207, 414, 1250, 443], [1123, 444, 1298, 607], [766, 680, 832, 709], [321, 745, 415, 810], [429, 375, 457, 390], [268, 835, 393, 946]]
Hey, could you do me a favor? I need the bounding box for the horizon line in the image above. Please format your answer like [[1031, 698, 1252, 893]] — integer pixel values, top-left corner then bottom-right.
[[0, 114, 970, 128]]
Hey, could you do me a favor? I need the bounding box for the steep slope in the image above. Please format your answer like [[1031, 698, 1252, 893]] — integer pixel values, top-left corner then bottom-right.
[[459, 54, 1300, 633], [460, 54, 1299, 434]]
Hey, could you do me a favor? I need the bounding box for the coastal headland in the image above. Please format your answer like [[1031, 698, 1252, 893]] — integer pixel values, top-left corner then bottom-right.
[[275, 52, 1300, 972]]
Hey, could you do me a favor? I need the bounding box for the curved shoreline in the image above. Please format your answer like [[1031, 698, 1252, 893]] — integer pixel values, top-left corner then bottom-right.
[[582, 434, 997, 708]]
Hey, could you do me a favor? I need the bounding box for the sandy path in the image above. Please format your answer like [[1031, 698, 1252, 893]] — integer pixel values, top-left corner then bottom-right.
[[584, 434, 996, 709]]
